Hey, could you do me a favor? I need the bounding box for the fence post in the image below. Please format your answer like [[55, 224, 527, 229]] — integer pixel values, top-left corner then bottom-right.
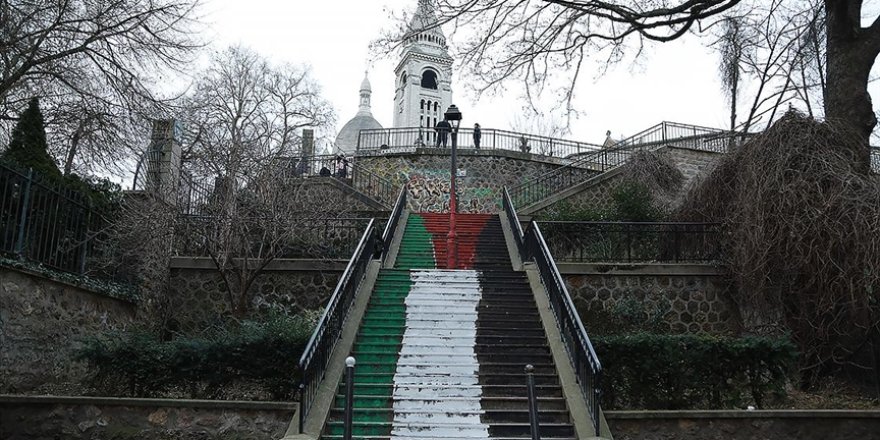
[[526, 364, 541, 440], [79, 206, 92, 274], [14, 168, 34, 256], [344, 356, 356, 440]]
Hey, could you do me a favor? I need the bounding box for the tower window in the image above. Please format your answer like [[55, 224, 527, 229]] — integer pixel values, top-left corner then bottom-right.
[[401, 71, 407, 85], [421, 70, 438, 89]]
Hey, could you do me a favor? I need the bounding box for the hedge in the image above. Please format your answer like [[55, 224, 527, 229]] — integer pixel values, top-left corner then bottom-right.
[[77, 313, 315, 400], [595, 333, 798, 409]]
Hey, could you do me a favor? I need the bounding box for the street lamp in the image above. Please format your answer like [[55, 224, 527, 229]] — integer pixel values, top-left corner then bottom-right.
[[444, 104, 462, 269]]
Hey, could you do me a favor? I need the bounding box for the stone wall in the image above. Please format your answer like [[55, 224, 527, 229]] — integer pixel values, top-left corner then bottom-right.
[[167, 258, 344, 329], [0, 267, 138, 394], [561, 264, 739, 334], [606, 410, 880, 440], [0, 395, 295, 440], [358, 149, 594, 213], [533, 146, 722, 217]]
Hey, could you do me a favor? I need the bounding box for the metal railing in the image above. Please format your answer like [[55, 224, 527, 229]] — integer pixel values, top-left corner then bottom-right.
[[356, 126, 603, 158], [298, 218, 377, 428], [172, 216, 378, 259], [502, 187, 526, 262], [872, 146, 879, 173], [537, 221, 722, 263], [296, 183, 409, 430], [380, 186, 407, 262], [509, 122, 738, 209], [0, 162, 115, 280], [524, 221, 602, 437]]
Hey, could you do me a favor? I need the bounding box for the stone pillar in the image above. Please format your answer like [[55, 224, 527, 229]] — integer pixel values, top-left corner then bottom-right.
[[147, 119, 182, 206], [302, 129, 315, 157]]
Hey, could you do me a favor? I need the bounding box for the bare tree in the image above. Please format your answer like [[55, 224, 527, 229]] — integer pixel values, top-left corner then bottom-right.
[[0, 0, 200, 175], [178, 46, 337, 317], [379, 0, 880, 169]]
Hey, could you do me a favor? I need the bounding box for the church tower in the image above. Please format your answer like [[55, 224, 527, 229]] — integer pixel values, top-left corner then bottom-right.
[[393, 0, 454, 129]]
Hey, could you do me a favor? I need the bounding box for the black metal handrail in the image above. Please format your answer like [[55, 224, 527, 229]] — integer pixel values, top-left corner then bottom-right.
[[381, 186, 407, 262], [298, 218, 377, 429], [537, 221, 722, 263], [524, 221, 602, 437], [356, 126, 603, 158], [349, 161, 398, 207], [502, 187, 526, 262], [508, 122, 738, 209]]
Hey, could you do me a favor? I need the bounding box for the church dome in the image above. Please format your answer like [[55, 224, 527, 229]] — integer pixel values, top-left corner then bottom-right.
[[335, 71, 383, 154], [335, 114, 383, 154]]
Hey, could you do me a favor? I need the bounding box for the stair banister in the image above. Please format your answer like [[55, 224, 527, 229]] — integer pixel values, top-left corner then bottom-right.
[[380, 186, 407, 262], [525, 221, 604, 437], [297, 218, 377, 431]]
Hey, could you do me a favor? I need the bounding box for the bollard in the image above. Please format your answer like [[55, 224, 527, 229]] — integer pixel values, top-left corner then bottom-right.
[[344, 356, 356, 440], [526, 364, 540, 440]]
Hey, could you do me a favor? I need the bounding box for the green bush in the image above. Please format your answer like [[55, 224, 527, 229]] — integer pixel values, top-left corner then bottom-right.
[[77, 312, 316, 400], [580, 296, 672, 335], [610, 181, 663, 221], [594, 333, 798, 409]]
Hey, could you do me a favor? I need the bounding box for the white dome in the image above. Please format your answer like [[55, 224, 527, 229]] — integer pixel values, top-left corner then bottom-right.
[[335, 114, 383, 154]]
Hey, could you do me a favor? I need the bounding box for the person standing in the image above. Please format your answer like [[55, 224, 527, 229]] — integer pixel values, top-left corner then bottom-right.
[[473, 123, 481, 149], [435, 118, 451, 148]]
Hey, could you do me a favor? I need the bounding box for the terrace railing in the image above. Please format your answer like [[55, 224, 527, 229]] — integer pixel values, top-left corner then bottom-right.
[[356, 126, 603, 158], [524, 221, 603, 437], [380, 186, 407, 262], [0, 163, 117, 280], [537, 221, 722, 263], [872, 146, 879, 173]]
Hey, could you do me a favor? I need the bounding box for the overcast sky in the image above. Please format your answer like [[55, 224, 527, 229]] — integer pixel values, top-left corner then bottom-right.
[[199, 0, 878, 146]]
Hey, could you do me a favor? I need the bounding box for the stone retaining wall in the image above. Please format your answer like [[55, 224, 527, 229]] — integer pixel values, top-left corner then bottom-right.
[[606, 410, 880, 440], [561, 264, 739, 334], [0, 395, 296, 440], [358, 149, 594, 213], [167, 258, 344, 329], [0, 268, 138, 394]]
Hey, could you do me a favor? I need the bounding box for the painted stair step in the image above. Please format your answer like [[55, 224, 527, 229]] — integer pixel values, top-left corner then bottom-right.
[[342, 384, 565, 398], [357, 343, 550, 355], [321, 437, 577, 440], [357, 334, 548, 345], [332, 395, 568, 410], [329, 409, 571, 425], [325, 421, 575, 438], [351, 364, 559, 376]]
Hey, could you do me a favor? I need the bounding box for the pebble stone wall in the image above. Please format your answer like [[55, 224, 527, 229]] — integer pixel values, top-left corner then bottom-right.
[[0, 268, 138, 394], [564, 269, 739, 334], [167, 261, 342, 329]]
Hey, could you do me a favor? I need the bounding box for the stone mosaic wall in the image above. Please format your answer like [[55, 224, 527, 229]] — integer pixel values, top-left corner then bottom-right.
[[0, 268, 138, 394], [564, 269, 739, 334], [167, 260, 342, 329], [0, 396, 294, 440], [358, 150, 593, 213]]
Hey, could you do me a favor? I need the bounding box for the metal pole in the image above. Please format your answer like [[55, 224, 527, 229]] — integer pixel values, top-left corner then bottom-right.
[[526, 364, 540, 440], [14, 168, 34, 256], [344, 356, 356, 440], [446, 124, 458, 269]]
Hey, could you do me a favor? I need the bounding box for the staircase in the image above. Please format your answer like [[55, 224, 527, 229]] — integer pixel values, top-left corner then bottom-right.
[[320, 212, 577, 440]]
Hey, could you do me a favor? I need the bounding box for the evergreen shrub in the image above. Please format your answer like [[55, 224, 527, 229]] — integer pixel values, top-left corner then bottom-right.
[[594, 333, 798, 409], [77, 312, 316, 400]]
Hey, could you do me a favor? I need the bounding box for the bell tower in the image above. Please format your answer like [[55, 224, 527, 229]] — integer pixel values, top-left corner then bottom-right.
[[392, 0, 454, 130]]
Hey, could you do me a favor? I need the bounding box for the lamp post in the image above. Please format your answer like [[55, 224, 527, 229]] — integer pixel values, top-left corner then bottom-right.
[[444, 104, 462, 269]]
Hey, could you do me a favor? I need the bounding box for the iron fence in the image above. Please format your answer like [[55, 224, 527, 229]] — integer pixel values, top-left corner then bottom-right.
[[0, 162, 113, 279], [173, 216, 381, 260], [537, 221, 722, 263], [380, 187, 407, 262], [524, 221, 602, 437], [502, 187, 526, 262], [872, 147, 879, 173], [357, 126, 603, 158]]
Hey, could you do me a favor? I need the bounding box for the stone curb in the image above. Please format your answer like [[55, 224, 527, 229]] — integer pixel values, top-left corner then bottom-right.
[[605, 410, 880, 419], [0, 395, 298, 411]]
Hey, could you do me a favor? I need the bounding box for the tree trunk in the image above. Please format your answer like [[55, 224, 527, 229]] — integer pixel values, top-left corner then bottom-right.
[[824, 0, 880, 172]]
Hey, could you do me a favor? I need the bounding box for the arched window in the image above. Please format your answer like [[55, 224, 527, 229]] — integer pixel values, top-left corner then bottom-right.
[[420, 99, 425, 110], [421, 70, 438, 89], [401, 72, 407, 86]]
